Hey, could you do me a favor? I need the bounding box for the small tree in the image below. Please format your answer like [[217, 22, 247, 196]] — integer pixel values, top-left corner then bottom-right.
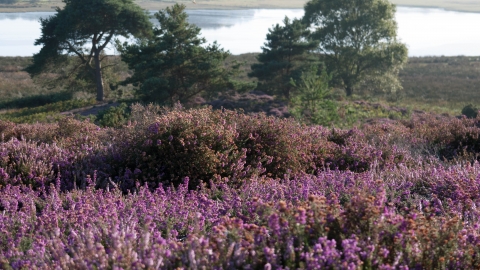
[[303, 0, 408, 96], [120, 4, 247, 105], [25, 0, 152, 101], [249, 17, 317, 101], [290, 66, 338, 126]]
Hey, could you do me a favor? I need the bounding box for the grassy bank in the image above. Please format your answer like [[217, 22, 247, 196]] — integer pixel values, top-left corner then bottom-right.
[[1, 0, 480, 12]]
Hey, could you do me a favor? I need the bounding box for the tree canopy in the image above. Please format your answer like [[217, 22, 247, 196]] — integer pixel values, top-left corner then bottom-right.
[[120, 4, 248, 105], [303, 0, 408, 96], [25, 0, 152, 101], [249, 17, 318, 101]]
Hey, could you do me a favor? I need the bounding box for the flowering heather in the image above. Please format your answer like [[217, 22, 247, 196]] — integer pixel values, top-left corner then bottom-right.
[[2, 105, 480, 268]]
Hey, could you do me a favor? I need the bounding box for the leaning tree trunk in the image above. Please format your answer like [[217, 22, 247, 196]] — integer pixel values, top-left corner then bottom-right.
[[94, 49, 104, 102]]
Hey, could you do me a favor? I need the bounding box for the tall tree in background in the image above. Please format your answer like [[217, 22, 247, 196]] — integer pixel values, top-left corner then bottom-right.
[[25, 0, 152, 101], [303, 0, 408, 96], [249, 17, 318, 101], [120, 4, 248, 105]]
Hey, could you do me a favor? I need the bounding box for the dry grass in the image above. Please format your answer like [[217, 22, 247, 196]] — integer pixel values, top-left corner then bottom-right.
[[230, 54, 480, 116], [0, 57, 38, 101], [1, 55, 479, 117], [0, 56, 132, 111], [397, 56, 480, 114]]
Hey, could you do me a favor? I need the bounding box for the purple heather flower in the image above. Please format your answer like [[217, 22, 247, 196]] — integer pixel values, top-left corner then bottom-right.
[[268, 213, 281, 236], [296, 207, 307, 225], [379, 247, 390, 258]]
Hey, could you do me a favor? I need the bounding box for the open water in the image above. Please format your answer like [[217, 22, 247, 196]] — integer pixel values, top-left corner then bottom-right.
[[1, 7, 480, 56]]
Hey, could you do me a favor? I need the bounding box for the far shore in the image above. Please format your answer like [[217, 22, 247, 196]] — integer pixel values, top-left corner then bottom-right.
[[1, 0, 480, 13]]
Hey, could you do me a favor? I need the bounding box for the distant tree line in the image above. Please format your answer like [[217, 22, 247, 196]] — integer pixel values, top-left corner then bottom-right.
[[26, 0, 407, 113]]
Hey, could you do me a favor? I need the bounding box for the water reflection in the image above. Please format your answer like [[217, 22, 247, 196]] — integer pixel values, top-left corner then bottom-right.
[[1, 7, 480, 56], [186, 9, 257, 29], [396, 7, 480, 56], [196, 9, 304, 54], [0, 12, 51, 21]]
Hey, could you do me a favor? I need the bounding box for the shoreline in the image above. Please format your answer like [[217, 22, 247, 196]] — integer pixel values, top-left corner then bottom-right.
[[1, 0, 480, 13]]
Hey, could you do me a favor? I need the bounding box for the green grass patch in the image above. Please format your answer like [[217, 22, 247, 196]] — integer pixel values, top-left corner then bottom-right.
[[0, 99, 96, 123]]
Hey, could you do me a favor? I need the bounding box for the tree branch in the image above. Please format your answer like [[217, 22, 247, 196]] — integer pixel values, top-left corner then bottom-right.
[[99, 31, 116, 52], [65, 40, 87, 64]]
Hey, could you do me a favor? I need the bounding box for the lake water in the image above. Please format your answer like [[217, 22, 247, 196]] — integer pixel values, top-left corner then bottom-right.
[[1, 7, 480, 57]]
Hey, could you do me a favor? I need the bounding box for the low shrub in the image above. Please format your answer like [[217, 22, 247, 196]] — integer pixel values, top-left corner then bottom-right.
[[103, 106, 397, 190], [462, 104, 478, 118], [95, 103, 130, 128], [8, 105, 480, 192], [0, 91, 73, 110]]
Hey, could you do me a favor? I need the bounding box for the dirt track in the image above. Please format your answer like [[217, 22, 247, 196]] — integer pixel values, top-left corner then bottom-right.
[[60, 102, 120, 117]]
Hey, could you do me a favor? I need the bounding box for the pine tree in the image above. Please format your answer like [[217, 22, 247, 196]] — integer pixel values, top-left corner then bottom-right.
[[25, 0, 152, 101], [249, 17, 318, 101], [120, 4, 248, 105]]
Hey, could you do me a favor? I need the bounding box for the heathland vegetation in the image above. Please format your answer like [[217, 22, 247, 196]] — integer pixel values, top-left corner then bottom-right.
[[2, 0, 480, 268]]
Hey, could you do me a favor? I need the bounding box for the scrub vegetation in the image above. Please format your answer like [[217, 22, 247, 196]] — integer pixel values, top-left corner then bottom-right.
[[2, 105, 480, 268], [1, 0, 480, 269]]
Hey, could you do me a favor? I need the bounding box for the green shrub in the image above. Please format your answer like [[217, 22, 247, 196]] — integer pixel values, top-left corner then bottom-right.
[[290, 66, 339, 126], [96, 103, 130, 128], [461, 104, 478, 118]]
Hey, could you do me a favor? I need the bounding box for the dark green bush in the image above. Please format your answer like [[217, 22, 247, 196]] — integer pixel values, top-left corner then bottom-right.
[[461, 104, 478, 118], [0, 92, 73, 110]]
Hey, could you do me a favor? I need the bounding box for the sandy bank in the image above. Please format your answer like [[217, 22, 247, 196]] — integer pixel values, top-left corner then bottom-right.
[[1, 0, 479, 13]]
